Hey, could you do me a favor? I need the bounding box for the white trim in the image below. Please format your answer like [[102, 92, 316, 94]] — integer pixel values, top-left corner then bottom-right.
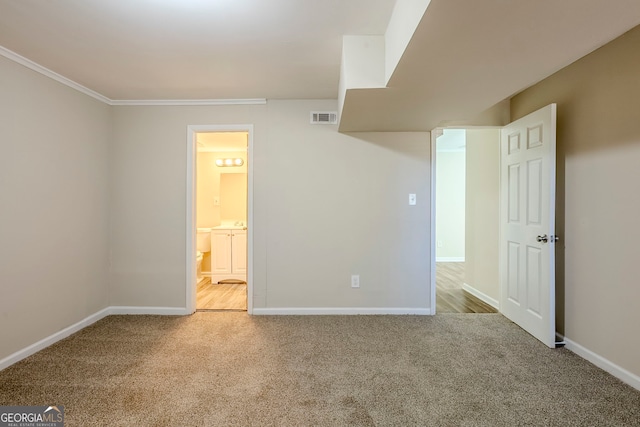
[[252, 307, 432, 315], [0, 308, 111, 371], [186, 124, 254, 315], [111, 99, 267, 106], [5, 306, 638, 396], [1, 44, 267, 107], [246, 128, 255, 315], [429, 129, 440, 315], [563, 337, 640, 391], [108, 306, 190, 316], [0, 45, 111, 104], [436, 257, 465, 263], [0, 304, 428, 370], [462, 283, 499, 310], [186, 127, 198, 314]]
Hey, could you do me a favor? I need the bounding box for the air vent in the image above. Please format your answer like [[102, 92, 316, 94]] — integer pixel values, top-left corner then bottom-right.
[[310, 111, 338, 125]]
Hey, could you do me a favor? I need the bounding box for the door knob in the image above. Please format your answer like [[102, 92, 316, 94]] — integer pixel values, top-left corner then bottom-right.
[[537, 234, 548, 243]]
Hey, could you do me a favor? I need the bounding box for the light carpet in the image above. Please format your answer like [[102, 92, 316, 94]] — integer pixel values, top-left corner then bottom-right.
[[0, 313, 638, 426]]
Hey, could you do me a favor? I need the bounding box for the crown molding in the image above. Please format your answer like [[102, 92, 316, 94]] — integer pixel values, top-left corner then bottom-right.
[[1, 45, 267, 107], [110, 98, 267, 106], [0, 45, 112, 104]]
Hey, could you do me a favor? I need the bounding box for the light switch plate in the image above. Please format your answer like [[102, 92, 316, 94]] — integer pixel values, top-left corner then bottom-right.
[[409, 194, 416, 205], [351, 274, 360, 288]]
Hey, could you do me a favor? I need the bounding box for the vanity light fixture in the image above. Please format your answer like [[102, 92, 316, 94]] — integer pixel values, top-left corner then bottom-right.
[[215, 158, 244, 167]]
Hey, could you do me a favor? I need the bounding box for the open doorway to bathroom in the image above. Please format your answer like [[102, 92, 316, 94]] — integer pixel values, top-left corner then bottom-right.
[[195, 131, 249, 311]]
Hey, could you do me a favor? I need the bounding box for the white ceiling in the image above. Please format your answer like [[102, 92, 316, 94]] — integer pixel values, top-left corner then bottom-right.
[[0, 0, 395, 100], [1, 0, 640, 131], [340, 0, 640, 131]]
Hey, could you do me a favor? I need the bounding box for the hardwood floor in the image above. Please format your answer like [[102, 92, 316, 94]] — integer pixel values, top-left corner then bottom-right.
[[436, 262, 497, 314], [196, 278, 247, 311]]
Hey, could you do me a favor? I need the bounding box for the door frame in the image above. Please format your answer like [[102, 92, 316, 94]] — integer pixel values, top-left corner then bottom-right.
[[186, 124, 254, 314], [429, 129, 441, 314]]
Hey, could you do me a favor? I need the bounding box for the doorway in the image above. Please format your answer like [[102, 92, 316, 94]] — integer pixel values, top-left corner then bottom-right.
[[432, 128, 500, 314], [430, 105, 558, 348], [186, 125, 254, 314]]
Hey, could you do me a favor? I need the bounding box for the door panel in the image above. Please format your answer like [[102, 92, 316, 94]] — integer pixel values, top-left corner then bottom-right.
[[500, 103, 556, 348], [231, 230, 247, 274], [508, 164, 520, 222], [527, 159, 543, 225], [211, 230, 232, 274], [526, 245, 542, 317], [507, 241, 520, 304]]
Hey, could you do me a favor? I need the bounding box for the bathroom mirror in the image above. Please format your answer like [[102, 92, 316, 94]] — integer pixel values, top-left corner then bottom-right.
[[220, 173, 247, 221]]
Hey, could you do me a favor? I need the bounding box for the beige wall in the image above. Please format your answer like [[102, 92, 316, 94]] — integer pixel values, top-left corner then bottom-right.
[[110, 104, 267, 307], [265, 101, 430, 309], [511, 25, 640, 378], [110, 100, 431, 310], [464, 129, 500, 303], [0, 56, 111, 360], [435, 150, 465, 260]]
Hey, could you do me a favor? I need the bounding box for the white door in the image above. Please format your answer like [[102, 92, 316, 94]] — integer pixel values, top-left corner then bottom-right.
[[500, 104, 557, 348], [211, 230, 232, 275], [231, 230, 247, 274]]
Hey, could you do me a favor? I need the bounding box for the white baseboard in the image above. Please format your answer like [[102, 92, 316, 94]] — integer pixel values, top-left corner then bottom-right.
[[436, 257, 465, 263], [0, 306, 191, 371], [0, 305, 430, 371], [563, 337, 640, 391], [108, 306, 190, 316], [462, 283, 500, 310], [4, 306, 639, 394], [0, 307, 111, 371], [0, 304, 429, 371], [252, 307, 432, 315]]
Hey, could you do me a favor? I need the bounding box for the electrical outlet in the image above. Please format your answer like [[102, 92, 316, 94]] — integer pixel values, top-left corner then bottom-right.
[[351, 274, 360, 288]]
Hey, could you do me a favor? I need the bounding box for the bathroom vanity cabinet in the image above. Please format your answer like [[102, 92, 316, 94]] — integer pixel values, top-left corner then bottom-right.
[[211, 228, 247, 283]]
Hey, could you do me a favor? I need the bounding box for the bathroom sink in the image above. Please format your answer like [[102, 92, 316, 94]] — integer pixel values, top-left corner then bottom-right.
[[213, 221, 246, 230]]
